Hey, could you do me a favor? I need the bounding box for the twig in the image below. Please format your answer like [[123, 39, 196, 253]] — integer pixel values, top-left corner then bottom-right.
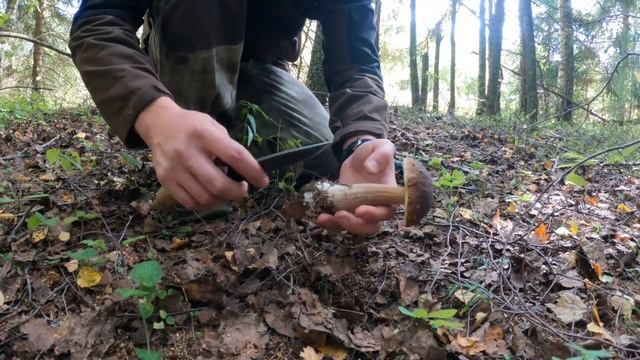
[[0, 32, 71, 57]]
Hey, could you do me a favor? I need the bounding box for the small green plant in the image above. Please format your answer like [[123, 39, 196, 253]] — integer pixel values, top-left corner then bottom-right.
[[46, 148, 82, 171], [68, 246, 108, 266], [0, 252, 13, 264], [123, 235, 146, 248], [551, 343, 612, 360], [27, 212, 59, 231], [398, 306, 464, 330], [434, 169, 466, 189], [116, 261, 175, 360], [468, 161, 487, 170], [429, 157, 443, 170], [63, 210, 99, 226], [122, 152, 143, 170]]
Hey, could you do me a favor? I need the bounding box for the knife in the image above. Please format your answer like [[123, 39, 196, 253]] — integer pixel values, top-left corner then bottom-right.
[[155, 140, 332, 212]]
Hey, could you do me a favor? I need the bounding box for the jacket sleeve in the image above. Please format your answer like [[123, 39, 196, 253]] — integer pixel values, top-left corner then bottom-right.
[[69, 0, 173, 148], [316, 0, 389, 156]]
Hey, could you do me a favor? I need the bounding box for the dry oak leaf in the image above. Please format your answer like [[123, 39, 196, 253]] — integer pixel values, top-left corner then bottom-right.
[[448, 335, 486, 356], [20, 318, 56, 352], [586, 322, 615, 343], [300, 346, 322, 360], [77, 266, 102, 288], [546, 291, 588, 324]]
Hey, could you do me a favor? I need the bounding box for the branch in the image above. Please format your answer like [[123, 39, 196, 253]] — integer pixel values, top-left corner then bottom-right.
[[0, 85, 54, 91], [0, 31, 71, 58], [578, 13, 640, 26]]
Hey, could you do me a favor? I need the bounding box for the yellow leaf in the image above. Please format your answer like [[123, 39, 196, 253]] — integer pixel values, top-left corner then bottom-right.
[[592, 303, 603, 327], [58, 231, 71, 242], [318, 345, 348, 360], [64, 259, 79, 272], [32, 228, 48, 243], [586, 322, 615, 343], [570, 221, 578, 236], [592, 262, 604, 280], [62, 192, 76, 204], [39, 174, 57, 181], [171, 237, 189, 250], [585, 195, 599, 206], [611, 296, 634, 319], [0, 212, 17, 222], [300, 346, 322, 360], [534, 223, 549, 243], [77, 266, 102, 288], [506, 202, 518, 213], [75, 132, 87, 139], [617, 203, 633, 214], [454, 289, 477, 304], [224, 251, 239, 272], [458, 208, 475, 220], [0, 290, 4, 307]]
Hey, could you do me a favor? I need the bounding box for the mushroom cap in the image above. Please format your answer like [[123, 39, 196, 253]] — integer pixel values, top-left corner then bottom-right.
[[403, 158, 434, 226]]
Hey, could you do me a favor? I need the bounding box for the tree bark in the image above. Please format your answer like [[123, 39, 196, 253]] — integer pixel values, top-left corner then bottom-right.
[[447, 0, 458, 115], [485, 0, 505, 116], [519, 0, 538, 122], [432, 20, 443, 113], [375, 0, 382, 50], [31, 0, 47, 95], [556, 0, 574, 121], [306, 23, 328, 105], [409, 0, 420, 107], [476, 0, 487, 115], [0, 0, 19, 86], [420, 52, 429, 109]]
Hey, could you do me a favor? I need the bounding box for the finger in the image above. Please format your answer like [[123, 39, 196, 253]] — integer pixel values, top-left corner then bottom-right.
[[361, 141, 395, 175], [206, 134, 269, 188], [188, 157, 249, 201], [316, 213, 342, 231], [179, 174, 216, 208], [354, 205, 396, 222], [334, 211, 381, 235], [169, 182, 198, 210]]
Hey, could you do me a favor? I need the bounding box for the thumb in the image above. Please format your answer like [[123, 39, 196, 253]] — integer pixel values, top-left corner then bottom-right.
[[363, 140, 395, 175]]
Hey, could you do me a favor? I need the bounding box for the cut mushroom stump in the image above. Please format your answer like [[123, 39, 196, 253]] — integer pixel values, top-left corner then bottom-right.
[[301, 157, 434, 226]]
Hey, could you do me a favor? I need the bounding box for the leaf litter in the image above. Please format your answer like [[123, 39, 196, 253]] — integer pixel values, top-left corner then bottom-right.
[[0, 108, 639, 359]]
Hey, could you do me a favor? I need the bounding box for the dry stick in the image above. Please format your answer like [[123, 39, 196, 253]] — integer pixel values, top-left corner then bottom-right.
[[524, 138, 640, 218], [0, 85, 53, 91], [0, 31, 71, 57]]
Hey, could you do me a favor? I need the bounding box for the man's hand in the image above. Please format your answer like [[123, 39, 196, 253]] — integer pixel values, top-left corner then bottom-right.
[[135, 97, 269, 210], [316, 137, 397, 235]]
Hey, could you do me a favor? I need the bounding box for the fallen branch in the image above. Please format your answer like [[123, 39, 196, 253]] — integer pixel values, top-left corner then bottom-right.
[[0, 31, 71, 58]]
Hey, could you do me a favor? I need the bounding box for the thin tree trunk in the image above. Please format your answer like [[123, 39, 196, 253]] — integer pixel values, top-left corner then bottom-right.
[[306, 23, 328, 105], [31, 0, 47, 95], [476, 0, 487, 115], [420, 52, 429, 109], [0, 0, 19, 87], [556, 0, 574, 121], [432, 20, 443, 113], [375, 0, 382, 50], [447, 0, 458, 115], [409, 0, 420, 107], [519, 0, 538, 122], [485, 0, 505, 116]]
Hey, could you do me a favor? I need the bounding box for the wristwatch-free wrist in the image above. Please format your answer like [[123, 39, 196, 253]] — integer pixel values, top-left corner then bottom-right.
[[339, 138, 373, 165]]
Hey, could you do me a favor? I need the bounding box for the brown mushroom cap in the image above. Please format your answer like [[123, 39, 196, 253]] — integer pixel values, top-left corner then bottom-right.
[[403, 158, 434, 226]]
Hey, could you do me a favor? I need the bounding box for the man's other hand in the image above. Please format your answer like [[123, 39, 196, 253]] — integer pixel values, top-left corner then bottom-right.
[[316, 137, 397, 235], [135, 97, 270, 210]]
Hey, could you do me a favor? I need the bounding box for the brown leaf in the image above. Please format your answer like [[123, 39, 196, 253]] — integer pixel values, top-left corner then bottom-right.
[[546, 291, 588, 324], [318, 345, 348, 360], [398, 276, 419, 306], [20, 318, 55, 352], [313, 256, 354, 280], [300, 346, 322, 360], [218, 313, 268, 356], [264, 303, 296, 337]]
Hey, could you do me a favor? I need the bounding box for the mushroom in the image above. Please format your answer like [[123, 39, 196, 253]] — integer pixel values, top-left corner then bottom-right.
[[301, 157, 433, 226]]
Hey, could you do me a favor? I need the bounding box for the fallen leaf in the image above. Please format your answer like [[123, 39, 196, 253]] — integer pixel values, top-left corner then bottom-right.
[[483, 325, 510, 356], [566, 172, 587, 187], [300, 346, 322, 360], [554, 226, 572, 237], [0, 212, 16, 221], [171, 237, 189, 250], [534, 223, 549, 243], [592, 262, 604, 280], [592, 303, 603, 327], [62, 192, 76, 204], [32, 228, 48, 243], [570, 221, 578, 236], [492, 210, 513, 234], [77, 266, 102, 288], [611, 296, 634, 319], [585, 195, 599, 206], [224, 251, 239, 272], [20, 318, 55, 352], [506, 202, 518, 213], [617, 203, 633, 214], [449, 335, 486, 356], [58, 231, 71, 242], [39, 173, 57, 181], [546, 291, 588, 324], [64, 259, 79, 272], [458, 208, 475, 220], [75, 132, 87, 139], [586, 322, 615, 343], [544, 160, 554, 170], [614, 233, 631, 243], [318, 345, 348, 360], [454, 289, 477, 304], [0, 290, 4, 307]]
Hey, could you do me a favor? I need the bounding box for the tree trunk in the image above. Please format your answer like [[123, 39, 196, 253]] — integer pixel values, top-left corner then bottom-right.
[[519, 0, 538, 122], [0, 0, 19, 87], [31, 0, 47, 94], [432, 20, 443, 113], [447, 0, 457, 115], [306, 23, 328, 105], [485, 0, 505, 116], [556, 0, 574, 121], [476, 0, 487, 115], [409, 0, 420, 107], [375, 0, 382, 50], [420, 52, 429, 109]]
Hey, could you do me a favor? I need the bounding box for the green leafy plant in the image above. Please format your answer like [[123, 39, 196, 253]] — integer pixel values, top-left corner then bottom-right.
[[122, 152, 143, 170], [27, 212, 59, 231], [434, 170, 466, 189], [398, 306, 464, 330], [429, 157, 443, 170], [468, 161, 487, 170], [63, 210, 99, 226], [68, 246, 107, 266], [551, 343, 612, 360], [46, 148, 82, 171], [116, 261, 174, 360], [123, 235, 146, 248]]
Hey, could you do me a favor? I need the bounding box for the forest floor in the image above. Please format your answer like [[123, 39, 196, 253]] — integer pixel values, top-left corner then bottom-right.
[[0, 107, 639, 360]]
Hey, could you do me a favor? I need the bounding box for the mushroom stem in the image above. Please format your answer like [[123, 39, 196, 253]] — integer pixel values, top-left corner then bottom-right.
[[308, 182, 406, 211]]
